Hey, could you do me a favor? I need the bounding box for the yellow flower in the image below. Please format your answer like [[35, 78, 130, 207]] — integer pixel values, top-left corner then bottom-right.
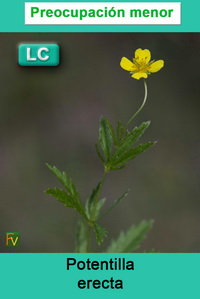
[[120, 48, 164, 80]]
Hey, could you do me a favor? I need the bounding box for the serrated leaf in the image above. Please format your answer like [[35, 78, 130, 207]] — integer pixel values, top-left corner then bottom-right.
[[99, 118, 114, 162], [95, 143, 104, 163], [112, 121, 151, 160], [93, 223, 108, 245], [94, 198, 107, 220], [106, 220, 153, 253], [106, 119, 116, 145], [103, 190, 129, 216], [75, 220, 88, 253], [45, 164, 86, 218], [85, 182, 101, 221], [111, 142, 156, 167], [45, 188, 75, 208], [116, 121, 126, 142], [46, 164, 80, 201]]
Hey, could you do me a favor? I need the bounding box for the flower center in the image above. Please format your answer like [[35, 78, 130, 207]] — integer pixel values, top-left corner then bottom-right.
[[133, 58, 150, 72]]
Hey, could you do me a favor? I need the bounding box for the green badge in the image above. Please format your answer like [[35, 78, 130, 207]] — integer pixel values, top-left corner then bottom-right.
[[6, 232, 20, 247], [18, 44, 60, 66]]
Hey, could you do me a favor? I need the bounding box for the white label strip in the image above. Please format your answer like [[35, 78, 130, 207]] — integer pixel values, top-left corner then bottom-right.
[[25, 2, 181, 25]]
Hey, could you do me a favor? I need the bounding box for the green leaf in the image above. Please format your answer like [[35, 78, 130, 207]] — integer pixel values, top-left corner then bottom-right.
[[94, 198, 107, 220], [95, 144, 104, 163], [93, 223, 108, 245], [85, 182, 101, 221], [45, 188, 75, 208], [75, 220, 88, 253], [106, 220, 153, 253], [45, 164, 86, 218], [103, 190, 129, 216], [112, 121, 151, 160], [110, 165, 126, 171], [145, 249, 158, 253], [86, 178, 106, 221], [99, 118, 114, 162], [115, 121, 126, 144], [46, 164, 80, 201], [111, 142, 156, 168]]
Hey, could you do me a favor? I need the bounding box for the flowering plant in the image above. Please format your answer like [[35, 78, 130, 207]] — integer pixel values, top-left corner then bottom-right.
[[45, 48, 164, 253]]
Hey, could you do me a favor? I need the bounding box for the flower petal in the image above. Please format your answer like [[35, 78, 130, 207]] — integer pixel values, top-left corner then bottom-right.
[[135, 48, 151, 64], [132, 72, 148, 80], [120, 57, 136, 71], [148, 60, 164, 73]]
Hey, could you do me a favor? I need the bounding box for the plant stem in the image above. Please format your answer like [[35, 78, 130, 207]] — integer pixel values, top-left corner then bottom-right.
[[126, 79, 148, 128], [84, 80, 148, 252]]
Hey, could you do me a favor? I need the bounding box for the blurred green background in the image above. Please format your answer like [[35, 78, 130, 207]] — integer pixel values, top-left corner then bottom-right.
[[0, 33, 200, 252]]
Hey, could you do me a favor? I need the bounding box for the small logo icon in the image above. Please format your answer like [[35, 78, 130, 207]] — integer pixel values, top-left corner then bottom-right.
[[6, 232, 20, 247], [18, 44, 60, 66]]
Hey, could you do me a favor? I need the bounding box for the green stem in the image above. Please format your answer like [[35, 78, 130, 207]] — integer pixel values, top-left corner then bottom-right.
[[82, 80, 148, 252], [126, 79, 148, 128]]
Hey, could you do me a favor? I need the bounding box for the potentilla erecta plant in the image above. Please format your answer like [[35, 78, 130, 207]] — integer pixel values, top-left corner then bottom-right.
[[45, 48, 164, 253]]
